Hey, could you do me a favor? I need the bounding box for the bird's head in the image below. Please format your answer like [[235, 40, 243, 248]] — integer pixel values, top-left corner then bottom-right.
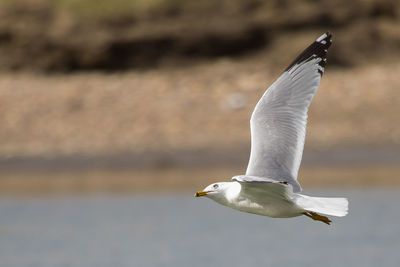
[[194, 182, 233, 201]]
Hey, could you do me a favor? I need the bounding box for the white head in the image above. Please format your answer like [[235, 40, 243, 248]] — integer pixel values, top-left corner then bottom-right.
[[194, 182, 239, 205]]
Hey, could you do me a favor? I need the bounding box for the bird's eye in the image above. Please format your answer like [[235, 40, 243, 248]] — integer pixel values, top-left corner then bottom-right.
[[213, 184, 219, 189]]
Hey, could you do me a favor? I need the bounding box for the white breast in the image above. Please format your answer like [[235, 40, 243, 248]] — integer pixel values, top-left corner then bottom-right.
[[225, 182, 303, 218]]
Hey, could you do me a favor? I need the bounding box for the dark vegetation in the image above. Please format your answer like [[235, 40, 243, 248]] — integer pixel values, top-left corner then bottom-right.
[[0, 0, 399, 71]]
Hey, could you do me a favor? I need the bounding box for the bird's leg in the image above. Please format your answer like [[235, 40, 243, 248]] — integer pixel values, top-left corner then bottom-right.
[[303, 211, 332, 225]]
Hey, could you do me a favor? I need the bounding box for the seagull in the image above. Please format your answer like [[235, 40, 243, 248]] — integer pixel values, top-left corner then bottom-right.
[[195, 32, 348, 225]]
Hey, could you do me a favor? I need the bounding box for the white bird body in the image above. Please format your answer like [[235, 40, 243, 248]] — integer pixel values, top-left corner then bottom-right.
[[195, 33, 348, 225], [204, 181, 347, 219], [221, 181, 303, 218]]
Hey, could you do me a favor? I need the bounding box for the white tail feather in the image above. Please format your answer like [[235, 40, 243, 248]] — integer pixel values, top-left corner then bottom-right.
[[295, 194, 348, 217]]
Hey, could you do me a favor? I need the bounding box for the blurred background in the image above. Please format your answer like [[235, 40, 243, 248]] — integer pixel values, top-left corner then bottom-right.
[[1, 0, 400, 266]]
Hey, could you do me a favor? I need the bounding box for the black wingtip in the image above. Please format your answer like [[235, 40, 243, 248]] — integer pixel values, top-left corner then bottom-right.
[[285, 32, 332, 75]]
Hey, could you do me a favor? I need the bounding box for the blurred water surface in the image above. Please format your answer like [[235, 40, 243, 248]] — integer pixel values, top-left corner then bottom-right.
[[1, 189, 399, 267]]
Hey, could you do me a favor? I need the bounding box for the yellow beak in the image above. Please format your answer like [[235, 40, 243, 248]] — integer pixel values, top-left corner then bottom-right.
[[194, 191, 208, 197]]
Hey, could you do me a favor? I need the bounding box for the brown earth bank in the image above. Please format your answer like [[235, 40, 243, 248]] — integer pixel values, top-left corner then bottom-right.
[[1, 61, 399, 160], [0, 0, 400, 71], [0, 59, 399, 193]]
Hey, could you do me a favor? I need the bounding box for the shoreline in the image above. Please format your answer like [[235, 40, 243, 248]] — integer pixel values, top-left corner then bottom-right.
[[0, 164, 399, 194], [1, 145, 399, 172]]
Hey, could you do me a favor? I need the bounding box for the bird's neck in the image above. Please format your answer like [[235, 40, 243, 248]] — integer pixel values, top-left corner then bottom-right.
[[211, 182, 241, 207]]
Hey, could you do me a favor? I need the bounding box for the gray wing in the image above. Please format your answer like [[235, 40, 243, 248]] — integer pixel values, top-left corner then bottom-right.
[[245, 32, 332, 193], [232, 175, 293, 202]]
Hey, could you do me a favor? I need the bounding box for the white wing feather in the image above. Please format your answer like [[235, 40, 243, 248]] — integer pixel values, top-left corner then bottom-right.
[[244, 33, 332, 192]]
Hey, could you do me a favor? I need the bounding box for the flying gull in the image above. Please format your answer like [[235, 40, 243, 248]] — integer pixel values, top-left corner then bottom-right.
[[195, 32, 348, 225]]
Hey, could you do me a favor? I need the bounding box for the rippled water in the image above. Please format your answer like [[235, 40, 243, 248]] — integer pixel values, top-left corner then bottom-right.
[[1, 189, 400, 267]]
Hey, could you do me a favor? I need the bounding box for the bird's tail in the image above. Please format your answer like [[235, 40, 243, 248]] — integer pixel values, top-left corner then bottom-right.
[[295, 194, 348, 217]]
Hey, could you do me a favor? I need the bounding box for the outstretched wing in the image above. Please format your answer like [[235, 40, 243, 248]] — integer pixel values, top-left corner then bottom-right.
[[245, 32, 332, 192]]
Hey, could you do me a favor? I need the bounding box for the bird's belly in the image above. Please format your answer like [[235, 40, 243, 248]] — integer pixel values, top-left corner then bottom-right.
[[230, 197, 303, 218]]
